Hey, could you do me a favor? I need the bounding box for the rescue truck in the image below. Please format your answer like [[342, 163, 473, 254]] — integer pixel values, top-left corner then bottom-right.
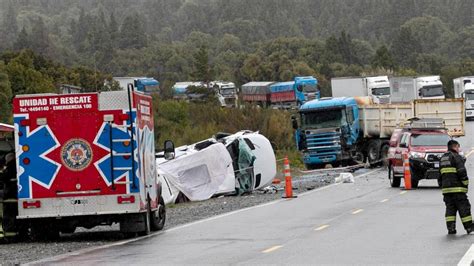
[[11, 86, 166, 239]]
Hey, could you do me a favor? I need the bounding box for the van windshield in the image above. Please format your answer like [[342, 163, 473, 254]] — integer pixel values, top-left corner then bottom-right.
[[420, 85, 444, 97], [411, 134, 450, 146], [371, 87, 390, 96], [301, 108, 346, 129]]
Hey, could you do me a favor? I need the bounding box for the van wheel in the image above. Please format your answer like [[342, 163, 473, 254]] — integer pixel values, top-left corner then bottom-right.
[[389, 165, 401, 187], [150, 196, 166, 231]]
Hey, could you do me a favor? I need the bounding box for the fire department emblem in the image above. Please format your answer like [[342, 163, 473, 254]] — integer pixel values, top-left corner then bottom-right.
[[61, 139, 93, 171]]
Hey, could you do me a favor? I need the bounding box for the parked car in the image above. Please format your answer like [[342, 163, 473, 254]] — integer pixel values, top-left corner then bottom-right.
[[387, 118, 451, 188]]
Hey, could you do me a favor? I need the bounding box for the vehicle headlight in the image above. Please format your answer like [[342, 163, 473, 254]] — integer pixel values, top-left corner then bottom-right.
[[409, 152, 425, 159]]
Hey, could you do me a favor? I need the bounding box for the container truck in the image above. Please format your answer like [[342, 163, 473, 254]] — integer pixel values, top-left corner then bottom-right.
[[453, 76, 474, 120], [389, 76, 445, 103], [292, 97, 464, 169], [242, 76, 319, 108], [241, 81, 274, 107], [331, 76, 390, 104], [210, 81, 239, 107], [113, 77, 160, 93], [10, 87, 166, 239]]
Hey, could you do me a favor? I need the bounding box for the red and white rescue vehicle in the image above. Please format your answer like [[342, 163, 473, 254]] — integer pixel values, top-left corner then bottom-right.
[[12, 88, 165, 238]]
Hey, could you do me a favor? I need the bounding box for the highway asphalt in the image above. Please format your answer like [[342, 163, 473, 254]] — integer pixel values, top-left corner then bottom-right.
[[32, 123, 474, 265]]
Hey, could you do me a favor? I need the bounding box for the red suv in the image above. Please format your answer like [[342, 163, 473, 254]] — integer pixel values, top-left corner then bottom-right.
[[387, 121, 451, 188]]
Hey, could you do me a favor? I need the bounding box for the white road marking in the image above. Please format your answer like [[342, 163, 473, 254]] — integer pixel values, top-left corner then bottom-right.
[[400, 191, 407, 195], [458, 244, 474, 266], [262, 245, 283, 254], [352, 209, 364, 215], [28, 167, 384, 265], [380, 199, 389, 203], [314, 225, 330, 231], [466, 149, 474, 158]]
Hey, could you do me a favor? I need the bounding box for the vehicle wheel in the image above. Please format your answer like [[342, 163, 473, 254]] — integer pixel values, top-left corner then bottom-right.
[[380, 145, 390, 168], [367, 141, 380, 164], [31, 222, 60, 241], [59, 226, 76, 234], [411, 178, 419, 188], [389, 165, 401, 188], [354, 152, 365, 165], [150, 196, 166, 231]]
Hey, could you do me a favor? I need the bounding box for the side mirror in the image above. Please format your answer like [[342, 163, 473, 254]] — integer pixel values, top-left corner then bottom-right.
[[297, 85, 303, 92], [164, 140, 175, 160], [291, 115, 298, 130]]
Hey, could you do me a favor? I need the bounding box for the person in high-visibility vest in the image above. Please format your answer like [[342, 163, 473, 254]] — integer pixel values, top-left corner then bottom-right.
[[439, 140, 473, 235]]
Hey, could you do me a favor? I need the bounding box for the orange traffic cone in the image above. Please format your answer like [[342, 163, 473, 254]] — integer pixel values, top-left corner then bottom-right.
[[282, 156, 297, 198], [403, 152, 412, 190]]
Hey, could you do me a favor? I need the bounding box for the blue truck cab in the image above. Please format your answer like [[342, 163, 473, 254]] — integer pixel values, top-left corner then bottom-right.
[[134, 78, 160, 92], [294, 76, 319, 104], [294, 97, 359, 168]]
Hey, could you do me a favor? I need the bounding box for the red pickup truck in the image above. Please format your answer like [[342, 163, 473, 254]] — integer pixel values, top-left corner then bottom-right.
[[387, 124, 451, 188]]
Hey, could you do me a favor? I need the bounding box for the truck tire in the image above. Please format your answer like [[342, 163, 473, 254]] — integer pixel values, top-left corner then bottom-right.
[[150, 196, 166, 231], [389, 165, 401, 187], [367, 141, 381, 165], [380, 144, 390, 168]]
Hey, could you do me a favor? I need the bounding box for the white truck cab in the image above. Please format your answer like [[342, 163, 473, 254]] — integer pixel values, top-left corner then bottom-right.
[[365, 76, 391, 104], [454, 76, 474, 120]]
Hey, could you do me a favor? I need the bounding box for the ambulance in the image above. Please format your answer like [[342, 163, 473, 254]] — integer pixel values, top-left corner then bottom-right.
[[12, 87, 165, 238]]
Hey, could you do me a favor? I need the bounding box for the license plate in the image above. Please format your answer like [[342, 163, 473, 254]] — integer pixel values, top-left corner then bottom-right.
[[434, 163, 439, 168]]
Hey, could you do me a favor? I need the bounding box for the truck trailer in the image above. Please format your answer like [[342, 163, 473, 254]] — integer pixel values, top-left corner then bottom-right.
[[11, 88, 165, 239], [453, 76, 474, 120], [293, 97, 464, 169], [331, 76, 390, 104], [242, 76, 319, 108], [389, 76, 445, 103], [113, 77, 160, 93]]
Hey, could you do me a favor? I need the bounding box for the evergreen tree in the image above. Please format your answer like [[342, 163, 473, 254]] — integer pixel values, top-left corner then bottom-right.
[[1, 2, 19, 50], [119, 15, 147, 49], [14, 26, 30, 51], [30, 17, 50, 56], [391, 27, 421, 68], [192, 46, 212, 83], [109, 12, 119, 48], [372, 45, 395, 70]]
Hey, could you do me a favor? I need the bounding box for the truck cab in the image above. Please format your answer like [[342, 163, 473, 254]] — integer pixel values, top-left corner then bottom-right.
[[387, 118, 450, 188], [210, 81, 238, 107], [416, 76, 445, 100], [294, 76, 319, 103], [366, 76, 390, 104], [113, 77, 160, 93], [294, 97, 359, 168]]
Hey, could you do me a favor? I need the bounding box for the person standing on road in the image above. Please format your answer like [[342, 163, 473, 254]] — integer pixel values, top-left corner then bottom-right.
[[439, 140, 474, 235]]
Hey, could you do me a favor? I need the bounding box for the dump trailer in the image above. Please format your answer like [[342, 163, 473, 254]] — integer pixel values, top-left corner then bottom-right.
[[293, 97, 464, 168], [11, 88, 165, 238], [331, 76, 390, 104]]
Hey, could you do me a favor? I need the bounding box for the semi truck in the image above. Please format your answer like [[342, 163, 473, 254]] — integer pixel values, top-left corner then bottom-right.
[[389, 76, 445, 103], [210, 81, 239, 107], [453, 76, 474, 120], [331, 76, 390, 104], [242, 76, 319, 108], [292, 97, 464, 169], [9, 87, 166, 239], [113, 77, 160, 93], [172, 81, 238, 107]]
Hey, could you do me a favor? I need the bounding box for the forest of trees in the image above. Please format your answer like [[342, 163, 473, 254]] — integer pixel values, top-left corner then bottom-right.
[[0, 0, 472, 136]]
